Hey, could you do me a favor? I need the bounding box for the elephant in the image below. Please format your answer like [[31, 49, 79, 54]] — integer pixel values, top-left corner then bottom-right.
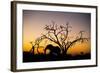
[[44, 44, 61, 56]]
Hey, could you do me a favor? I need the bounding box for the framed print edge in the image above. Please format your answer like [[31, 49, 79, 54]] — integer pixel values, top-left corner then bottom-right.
[[11, 1, 98, 72], [11, 1, 17, 72], [96, 6, 98, 67]]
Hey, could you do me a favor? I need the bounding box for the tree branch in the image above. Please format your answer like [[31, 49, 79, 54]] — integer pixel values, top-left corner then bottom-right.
[[66, 37, 88, 51], [42, 34, 57, 44]]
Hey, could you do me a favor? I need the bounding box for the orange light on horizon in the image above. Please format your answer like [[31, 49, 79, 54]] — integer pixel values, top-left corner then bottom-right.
[[23, 40, 90, 56]]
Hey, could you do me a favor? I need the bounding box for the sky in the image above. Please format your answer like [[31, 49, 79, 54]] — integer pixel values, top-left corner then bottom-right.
[[23, 10, 91, 55]]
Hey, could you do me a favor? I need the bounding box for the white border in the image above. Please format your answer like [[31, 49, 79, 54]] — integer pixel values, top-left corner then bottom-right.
[[16, 3, 96, 70]]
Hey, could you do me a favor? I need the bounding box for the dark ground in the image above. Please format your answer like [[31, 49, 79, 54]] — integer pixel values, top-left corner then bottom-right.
[[23, 52, 91, 62]]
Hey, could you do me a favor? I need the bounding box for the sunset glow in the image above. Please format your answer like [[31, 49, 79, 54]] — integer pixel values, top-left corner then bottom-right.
[[23, 10, 91, 56]]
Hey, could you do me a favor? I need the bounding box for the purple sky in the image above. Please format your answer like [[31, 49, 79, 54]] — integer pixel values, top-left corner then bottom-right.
[[23, 10, 91, 44]]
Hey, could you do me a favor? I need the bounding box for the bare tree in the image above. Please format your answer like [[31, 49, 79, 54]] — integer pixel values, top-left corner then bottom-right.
[[41, 21, 89, 55]]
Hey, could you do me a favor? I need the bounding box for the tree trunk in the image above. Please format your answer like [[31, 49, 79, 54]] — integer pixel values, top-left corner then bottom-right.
[[61, 48, 66, 56]]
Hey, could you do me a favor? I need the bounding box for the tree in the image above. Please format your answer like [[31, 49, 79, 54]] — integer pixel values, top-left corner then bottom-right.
[[41, 21, 89, 56]]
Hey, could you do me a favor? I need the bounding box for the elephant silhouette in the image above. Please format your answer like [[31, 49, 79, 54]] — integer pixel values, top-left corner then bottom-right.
[[44, 44, 61, 56]]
